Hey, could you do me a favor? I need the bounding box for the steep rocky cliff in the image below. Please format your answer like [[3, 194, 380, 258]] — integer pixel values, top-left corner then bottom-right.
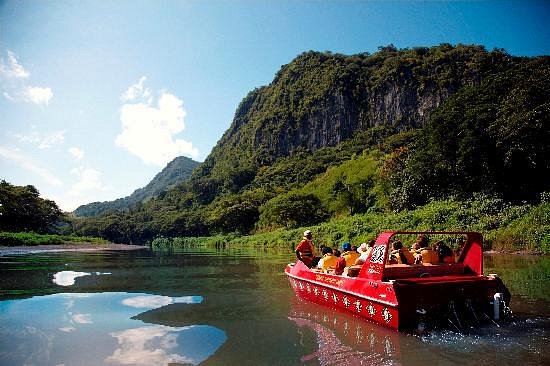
[[198, 45, 514, 182]]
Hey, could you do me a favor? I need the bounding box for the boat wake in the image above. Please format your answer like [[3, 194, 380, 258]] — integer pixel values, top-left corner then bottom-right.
[[419, 316, 550, 364]]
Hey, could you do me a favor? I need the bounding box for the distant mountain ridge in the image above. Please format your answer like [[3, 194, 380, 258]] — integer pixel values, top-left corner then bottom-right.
[[73, 156, 199, 217]]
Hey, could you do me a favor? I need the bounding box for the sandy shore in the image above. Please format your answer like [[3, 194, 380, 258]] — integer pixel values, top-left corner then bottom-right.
[[0, 243, 148, 255]]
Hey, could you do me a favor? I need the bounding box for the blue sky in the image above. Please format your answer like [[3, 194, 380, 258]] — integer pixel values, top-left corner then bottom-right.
[[1, 1, 548, 211]]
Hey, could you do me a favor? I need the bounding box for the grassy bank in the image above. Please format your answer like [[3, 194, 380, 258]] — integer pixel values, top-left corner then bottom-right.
[[152, 197, 550, 254], [0, 232, 109, 247]]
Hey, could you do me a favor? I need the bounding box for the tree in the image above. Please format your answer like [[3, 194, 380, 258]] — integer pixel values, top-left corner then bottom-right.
[[0, 180, 64, 233], [259, 192, 328, 229]]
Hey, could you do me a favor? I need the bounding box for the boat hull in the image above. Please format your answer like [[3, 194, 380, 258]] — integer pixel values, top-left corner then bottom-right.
[[286, 261, 400, 329], [286, 262, 509, 330]]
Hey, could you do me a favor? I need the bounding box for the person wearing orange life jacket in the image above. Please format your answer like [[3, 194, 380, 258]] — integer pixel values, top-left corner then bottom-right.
[[340, 242, 359, 266], [389, 240, 415, 264], [410, 235, 438, 264], [388, 240, 415, 265], [317, 246, 338, 273], [295, 230, 316, 267]]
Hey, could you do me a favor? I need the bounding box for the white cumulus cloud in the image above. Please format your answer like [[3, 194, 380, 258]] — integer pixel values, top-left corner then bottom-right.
[[0, 145, 63, 187], [115, 77, 198, 166], [121, 76, 151, 102], [24, 85, 53, 105], [0, 50, 53, 105], [0, 50, 30, 79], [68, 147, 85, 160], [68, 166, 105, 197]]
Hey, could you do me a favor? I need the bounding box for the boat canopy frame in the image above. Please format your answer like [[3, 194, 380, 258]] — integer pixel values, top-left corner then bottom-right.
[[357, 231, 483, 282]]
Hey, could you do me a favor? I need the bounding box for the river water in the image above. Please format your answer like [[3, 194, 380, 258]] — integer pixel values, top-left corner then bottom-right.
[[0, 247, 548, 365]]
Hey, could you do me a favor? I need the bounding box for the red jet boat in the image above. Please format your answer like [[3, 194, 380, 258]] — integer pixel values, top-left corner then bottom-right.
[[285, 231, 511, 330]]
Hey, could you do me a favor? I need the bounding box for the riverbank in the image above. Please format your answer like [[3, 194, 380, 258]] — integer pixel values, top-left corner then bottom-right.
[[0, 243, 148, 256], [152, 198, 550, 255]]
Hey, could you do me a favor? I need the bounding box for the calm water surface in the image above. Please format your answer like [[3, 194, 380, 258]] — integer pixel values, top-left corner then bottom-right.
[[0, 247, 548, 366]]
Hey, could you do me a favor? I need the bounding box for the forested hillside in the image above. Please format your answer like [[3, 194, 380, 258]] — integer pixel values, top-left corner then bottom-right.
[[71, 44, 550, 249], [73, 156, 199, 217]]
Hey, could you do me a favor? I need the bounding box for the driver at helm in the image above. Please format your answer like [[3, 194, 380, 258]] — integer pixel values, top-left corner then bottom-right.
[[295, 230, 315, 267]]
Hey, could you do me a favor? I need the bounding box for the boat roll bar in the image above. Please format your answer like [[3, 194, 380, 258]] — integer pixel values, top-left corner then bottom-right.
[[358, 231, 483, 281]]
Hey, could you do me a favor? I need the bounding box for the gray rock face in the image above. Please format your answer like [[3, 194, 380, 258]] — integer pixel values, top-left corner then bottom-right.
[[231, 77, 472, 159]]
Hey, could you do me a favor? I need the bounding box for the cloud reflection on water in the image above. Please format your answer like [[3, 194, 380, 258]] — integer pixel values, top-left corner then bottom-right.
[[52, 271, 112, 286], [52, 271, 91, 286], [71, 313, 92, 324], [106, 325, 194, 365], [121, 294, 202, 308], [0, 292, 225, 365]]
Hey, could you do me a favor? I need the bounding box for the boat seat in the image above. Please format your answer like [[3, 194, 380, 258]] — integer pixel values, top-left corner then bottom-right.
[[383, 263, 466, 280], [346, 265, 362, 277]]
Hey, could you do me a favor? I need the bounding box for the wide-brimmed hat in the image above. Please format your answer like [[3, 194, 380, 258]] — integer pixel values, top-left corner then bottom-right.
[[303, 230, 312, 237], [358, 243, 368, 252]]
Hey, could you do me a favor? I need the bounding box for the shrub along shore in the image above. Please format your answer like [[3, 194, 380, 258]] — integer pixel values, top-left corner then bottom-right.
[[0, 232, 108, 247], [152, 197, 550, 255]]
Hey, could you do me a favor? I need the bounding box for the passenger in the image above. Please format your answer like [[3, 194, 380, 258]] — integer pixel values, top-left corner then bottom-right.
[[354, 243, 367, 265], [388, 240, 414, 264], [415, 234, 429, 249], [433, 240, 455, 263], [317, 246, 338, 272], [312, 244, 325, 267], [388, 240, 407, 264], [410, 235, 435, 264], [334, 248, 347, 275], [388, 252, 399, 264], [341, 242, 359, 267], [410, 242, 421, 264], [355, 240, 375, 265], [295, 230, 315, 268]]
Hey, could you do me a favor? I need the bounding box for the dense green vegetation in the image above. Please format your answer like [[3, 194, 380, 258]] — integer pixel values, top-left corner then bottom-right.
[[485, 254, 550, 301], [0, 181, 109, 246], [152, 195, 550, 254], [6, 44, 548, 252], [74, 156, 199, 217], [386, 58, 550, 209], [0, 231, 108, 246], [0, 180, 64, 233]]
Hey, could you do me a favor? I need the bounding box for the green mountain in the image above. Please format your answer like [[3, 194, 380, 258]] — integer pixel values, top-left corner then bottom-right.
[[72, 44, 550, 246], [73, 156, 200, 217]]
